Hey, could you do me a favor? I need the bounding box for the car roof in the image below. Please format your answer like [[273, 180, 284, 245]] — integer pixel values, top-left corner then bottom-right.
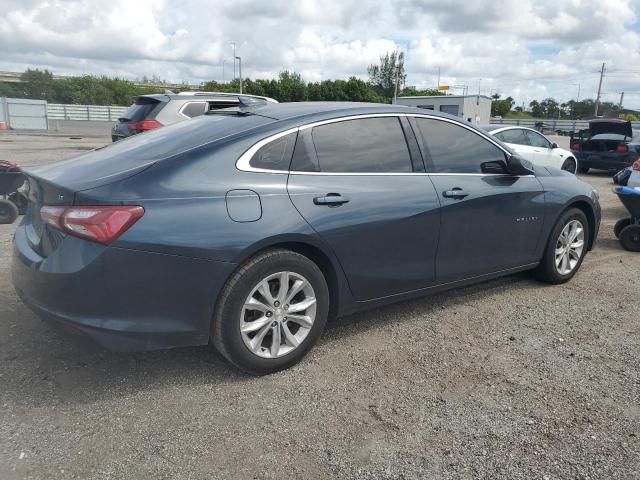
[[233, 101, 460, 123], [478, 124, 538, 134]]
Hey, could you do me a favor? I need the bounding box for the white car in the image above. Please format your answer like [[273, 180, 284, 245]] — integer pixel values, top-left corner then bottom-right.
[[481, 125, 578, 174]]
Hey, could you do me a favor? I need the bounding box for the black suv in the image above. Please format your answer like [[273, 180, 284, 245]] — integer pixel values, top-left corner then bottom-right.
[[111, 92, 277, 141]]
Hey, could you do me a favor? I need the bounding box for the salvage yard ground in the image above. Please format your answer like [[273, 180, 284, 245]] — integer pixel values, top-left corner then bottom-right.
[[0, 130, 638, 479]]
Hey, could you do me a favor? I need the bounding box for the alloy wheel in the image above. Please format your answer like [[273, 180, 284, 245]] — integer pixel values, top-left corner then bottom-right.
[[240, 271, 317, 359], [555, 219, 585, 275]]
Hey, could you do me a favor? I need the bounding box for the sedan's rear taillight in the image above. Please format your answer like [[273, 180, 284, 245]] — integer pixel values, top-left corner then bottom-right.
[[617, 145, 629, 153], [571, 143, 581, 151], [128, 119, 163, 133], [633, 160, 640, 171], [40, 205, 144, 244]]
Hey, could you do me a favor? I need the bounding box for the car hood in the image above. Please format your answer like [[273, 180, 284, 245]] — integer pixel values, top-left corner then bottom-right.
[[589, 119, 633, 138]]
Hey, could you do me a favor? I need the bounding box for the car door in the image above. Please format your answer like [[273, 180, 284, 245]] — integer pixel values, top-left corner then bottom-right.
[[524, 130, 555, 167], [287, 116, 441, 301], [411, 117, 545, 283]]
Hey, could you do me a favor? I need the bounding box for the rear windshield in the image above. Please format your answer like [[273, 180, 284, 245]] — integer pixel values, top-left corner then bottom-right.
[[121, 98, 160, 121], [29, 114, 275, 190]]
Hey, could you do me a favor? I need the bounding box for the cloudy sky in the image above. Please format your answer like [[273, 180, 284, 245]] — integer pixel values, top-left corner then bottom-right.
[[1, 0, 639, 108]]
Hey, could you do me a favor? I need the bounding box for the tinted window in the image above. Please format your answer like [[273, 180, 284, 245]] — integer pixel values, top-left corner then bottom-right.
[[414, 118, 506, 173], [311, 117, 412, 173], [250, 132, 297, 171], [496, 129, 530, 146], [525, 130, 551, 148], [181, 102, 206, 118], [122, 100, 159, 121]]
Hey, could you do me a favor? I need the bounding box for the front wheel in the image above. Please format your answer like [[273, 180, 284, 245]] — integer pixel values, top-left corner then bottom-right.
[[619, 225, 640, 252], [211, 249, 329, 375], [561, 158, 577, 174], [533, 208, 589, 284]]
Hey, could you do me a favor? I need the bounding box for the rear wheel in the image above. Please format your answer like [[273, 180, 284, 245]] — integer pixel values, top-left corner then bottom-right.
[[561, 158, 577, 174], [0, 199, 18, 224], [211, 249, 329, 375], [533, 208, 589, 284], [578, 166, 589, 174], [619, 225, 640, 252], [614, 218, 633, 239]]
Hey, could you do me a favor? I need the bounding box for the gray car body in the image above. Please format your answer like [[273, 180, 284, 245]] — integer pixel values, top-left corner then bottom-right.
[[111, 92, 278, 141], [13, 102, 601, 351]]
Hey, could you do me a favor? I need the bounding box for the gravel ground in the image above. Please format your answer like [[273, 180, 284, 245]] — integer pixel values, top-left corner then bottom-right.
[[0, 133, 638, 479]]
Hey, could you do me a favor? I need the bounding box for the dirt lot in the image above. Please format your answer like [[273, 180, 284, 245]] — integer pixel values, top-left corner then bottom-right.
[[0, 131, 638, 480]]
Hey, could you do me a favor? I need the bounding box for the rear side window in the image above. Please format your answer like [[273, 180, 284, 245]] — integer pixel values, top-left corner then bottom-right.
[[181, 102, 206, 118], [496, 129, 530, 146], [311, 117, 412, 173], [414, 118, 506, 173], [250, 132, 297, 171]]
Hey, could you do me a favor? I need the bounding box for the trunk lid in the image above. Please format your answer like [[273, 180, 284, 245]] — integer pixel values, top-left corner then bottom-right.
[[589, 119, 633, 138]]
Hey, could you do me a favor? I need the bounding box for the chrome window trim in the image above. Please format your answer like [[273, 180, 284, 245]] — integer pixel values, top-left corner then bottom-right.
[[235, 113, 521, 175]]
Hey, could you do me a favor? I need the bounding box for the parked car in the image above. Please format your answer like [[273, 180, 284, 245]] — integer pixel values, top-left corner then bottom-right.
[[570, 119, 640, 174], [13, 102, 601, 375], [480, 125, 579, 173], [626, 161, 640, 188], [111, 92, 277, 141]]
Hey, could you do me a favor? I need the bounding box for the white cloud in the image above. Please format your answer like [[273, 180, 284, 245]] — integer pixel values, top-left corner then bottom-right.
[[0, 0, 639, 108]]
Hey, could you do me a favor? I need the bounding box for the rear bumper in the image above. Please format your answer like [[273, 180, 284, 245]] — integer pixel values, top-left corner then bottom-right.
[[576, 154, 634, 172], [12, 225, 237, 351]]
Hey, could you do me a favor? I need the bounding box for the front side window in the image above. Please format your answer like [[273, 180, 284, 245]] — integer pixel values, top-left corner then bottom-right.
[[414, 118, 506, 173], [525, 130, 551, 148], [311, 117, 412, 173], [496, 129, 530, 146], [249, 132, 297, 171], [181, 102, 207, 118]]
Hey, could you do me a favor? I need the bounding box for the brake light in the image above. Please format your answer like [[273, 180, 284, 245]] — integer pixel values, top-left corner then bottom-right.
[[616, 145, 629, 153], [128, 119, 162, 133], [571, 143, 581, 151], [40, 205, 144, 244], [633, 160, 640, 171]]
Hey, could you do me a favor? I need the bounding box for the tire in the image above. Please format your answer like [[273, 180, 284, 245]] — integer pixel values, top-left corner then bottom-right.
[[561, 158, 577, 174], [619, 225, 640, 252], [533, 208, 589, 284], [614, 218, 633, 239], [211, 249, 330, 375], [578, 166, 589, 174], [0, 199, 18, 224]]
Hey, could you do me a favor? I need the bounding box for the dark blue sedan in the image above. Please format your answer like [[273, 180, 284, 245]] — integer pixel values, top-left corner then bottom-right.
[[12, 102, 601, 374]]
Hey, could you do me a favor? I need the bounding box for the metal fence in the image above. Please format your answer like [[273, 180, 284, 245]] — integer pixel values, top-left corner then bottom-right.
[[490, 118, 640, 133], [0, 97, 48, 130], [47, 104, 127, 122]]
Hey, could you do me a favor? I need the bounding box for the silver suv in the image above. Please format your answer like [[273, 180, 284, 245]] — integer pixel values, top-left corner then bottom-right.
[[111, 92, 278, 141]]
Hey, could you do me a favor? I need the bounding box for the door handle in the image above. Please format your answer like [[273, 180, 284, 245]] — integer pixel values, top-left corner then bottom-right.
[[442, 188, 469, 199], [313, 193, 350, 206]]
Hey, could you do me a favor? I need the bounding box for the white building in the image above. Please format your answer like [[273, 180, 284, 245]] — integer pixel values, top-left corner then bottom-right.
[[394, 95, 493, 124]]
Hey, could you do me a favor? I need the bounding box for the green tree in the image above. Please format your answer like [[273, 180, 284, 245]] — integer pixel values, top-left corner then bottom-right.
[[20, 68, 55, 100], [367, 51, 406, 99], [490, 94, 514, 117]]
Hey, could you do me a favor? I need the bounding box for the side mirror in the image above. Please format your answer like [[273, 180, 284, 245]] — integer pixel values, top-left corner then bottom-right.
[[550, 142, 559, 149], [481, 160, 508, 174], [506, 154, 534, 175]]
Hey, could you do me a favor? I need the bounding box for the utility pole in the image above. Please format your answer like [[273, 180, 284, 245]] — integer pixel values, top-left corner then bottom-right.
[[231, 42, 237, 80], [619, 91, 624, 109], [594, 62, 605, 116], [437, 66, 440, 88], [236, 56, 242, 94]]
